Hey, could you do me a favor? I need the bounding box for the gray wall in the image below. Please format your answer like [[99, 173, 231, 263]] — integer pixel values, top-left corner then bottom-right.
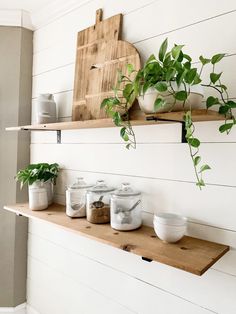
[[0, 26, 32, 307]]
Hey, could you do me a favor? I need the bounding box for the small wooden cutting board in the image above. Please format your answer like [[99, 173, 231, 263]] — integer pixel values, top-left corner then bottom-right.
[[72, 9, 141, 121]]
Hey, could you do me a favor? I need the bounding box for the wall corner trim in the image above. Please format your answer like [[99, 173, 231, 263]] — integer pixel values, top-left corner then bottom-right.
[[0, 10, 33, 30], [0, 303, 26, 313]]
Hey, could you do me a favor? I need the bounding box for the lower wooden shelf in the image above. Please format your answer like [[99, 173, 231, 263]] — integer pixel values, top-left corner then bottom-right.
[[4, 203, 229, 276]]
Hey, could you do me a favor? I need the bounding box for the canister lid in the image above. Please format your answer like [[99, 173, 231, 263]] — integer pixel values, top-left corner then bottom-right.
[[113, 183, 141, 197], [88, 180, 115, 193], [67, 177, 93, 190]]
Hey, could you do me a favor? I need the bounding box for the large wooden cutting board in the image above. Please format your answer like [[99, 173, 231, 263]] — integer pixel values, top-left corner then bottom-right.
[[72, 9, 141, 121]]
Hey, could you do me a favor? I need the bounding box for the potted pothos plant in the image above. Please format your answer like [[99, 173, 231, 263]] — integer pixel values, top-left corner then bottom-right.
[[16, 163, 60, 204], [101, 38, 236, 189]]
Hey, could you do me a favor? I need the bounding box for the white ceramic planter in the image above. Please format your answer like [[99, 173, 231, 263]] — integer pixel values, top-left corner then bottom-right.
[[28, 182, 48, 211], [44, 180, 54, 205], [36, 94, 57, 124], [138, 83, 204, 114]]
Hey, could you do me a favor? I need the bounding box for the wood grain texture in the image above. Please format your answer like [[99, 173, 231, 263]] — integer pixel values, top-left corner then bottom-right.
[[4, 203, 229, 275], [6, 110, 224, 131], [72, 9, 140, 120]]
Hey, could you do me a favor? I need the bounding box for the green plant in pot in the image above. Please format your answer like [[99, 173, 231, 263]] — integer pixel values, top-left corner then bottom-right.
[[101, 38, 236, 188], [16, 163, 60, 204]]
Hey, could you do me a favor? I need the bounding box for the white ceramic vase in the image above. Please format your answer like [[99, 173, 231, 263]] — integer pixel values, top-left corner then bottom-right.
[[138, 83, 204, 114], [44, 180, 54, 205], [36, 94, 57, 124], [28, 182, 48, 211]]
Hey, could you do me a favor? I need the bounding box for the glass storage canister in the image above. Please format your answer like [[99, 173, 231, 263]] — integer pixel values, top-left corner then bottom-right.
[[86, 180, 115, 224], [66, 177, 93, 218], [111, 183, 142, 231]]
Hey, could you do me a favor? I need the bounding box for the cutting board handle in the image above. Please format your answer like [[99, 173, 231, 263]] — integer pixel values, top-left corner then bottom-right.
[[96, 9, 103, 24]]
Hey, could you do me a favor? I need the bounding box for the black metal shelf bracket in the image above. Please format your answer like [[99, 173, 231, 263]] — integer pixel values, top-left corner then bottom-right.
[[57, 130, 61, 144], [146, 115, 187, 143]]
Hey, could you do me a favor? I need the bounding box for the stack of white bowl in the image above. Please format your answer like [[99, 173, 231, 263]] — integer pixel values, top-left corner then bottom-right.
[[153, 213, 187, 243]]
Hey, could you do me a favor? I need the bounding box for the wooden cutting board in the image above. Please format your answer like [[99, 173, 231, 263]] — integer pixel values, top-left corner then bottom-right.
[[72, 9, 141, 121]]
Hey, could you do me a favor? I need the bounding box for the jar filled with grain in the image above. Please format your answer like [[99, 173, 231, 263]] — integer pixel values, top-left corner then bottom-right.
[[86, 180, 115, 224], [66, 177, 93, 218]]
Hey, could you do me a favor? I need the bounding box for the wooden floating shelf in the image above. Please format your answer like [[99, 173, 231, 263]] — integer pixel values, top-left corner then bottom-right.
[[146, 109, 225, 122], [4, 203, 229, 276], [5, 118, 164, 131], [5, 110, 225, 132]]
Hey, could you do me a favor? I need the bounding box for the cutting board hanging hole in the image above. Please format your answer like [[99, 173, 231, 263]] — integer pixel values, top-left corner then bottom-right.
[[96, 9, 103, 24]]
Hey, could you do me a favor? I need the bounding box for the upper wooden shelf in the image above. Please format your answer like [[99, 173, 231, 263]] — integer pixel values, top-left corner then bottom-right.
[[4, 203, 229, 276], [5, 110, 225, 132]]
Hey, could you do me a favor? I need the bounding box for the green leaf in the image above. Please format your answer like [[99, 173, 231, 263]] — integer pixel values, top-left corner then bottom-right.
[[184, 61, 191, 70], [126, 143, 131, 150], [188, 138, 200, 148], [193, 73, 202, 85], [199, 164, 211, 173], [155, 82, 168, 92], [227, 100, 236, 108], [194, 156, 201, 166], [165, 68, 176, 81], [175, 90, 188, 101], [211, 53, 225, 64], [219, 123, 234, 133], [127, 63, 134, 75], [142, 81, 151, 95], [120, 127, 126, 137], [210, 72, 222, 84], [196, 179, 205, 187], [123, 83, 133, 100], [101, 98, 111, 108], [158, 38, 168, 62], [219, 105, 230, 115], [171, 44, 184, 60], [154, 98, 166, 111], [206, 96, 219, 108], [185, 68, 197, 84], [177, 50, 184, 62], [183, 54, 192, 62], [146, 54, 156, 64], [176, 69, 188, 87], [199, 55, 211, 65], [113, 112, 122, 126], [163, 52, 171, 66]]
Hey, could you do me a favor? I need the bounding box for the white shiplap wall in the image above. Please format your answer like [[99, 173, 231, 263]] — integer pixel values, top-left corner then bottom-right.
[[29, 1, 236, 313]]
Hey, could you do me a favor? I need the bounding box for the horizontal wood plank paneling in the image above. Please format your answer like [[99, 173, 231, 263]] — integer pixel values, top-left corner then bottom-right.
[[29, 0, 236, 313], [27, 259, 135, 314], [33, 10, 236, 75], [27, 225, 236, 313], [33, 0, 157, 53], [31, 142, 236, 187], [27, 234, 219, 314], [33, 0, 236, 54]]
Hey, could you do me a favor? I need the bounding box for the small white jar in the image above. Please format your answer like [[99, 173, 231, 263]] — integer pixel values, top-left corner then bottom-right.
[[28, 182, 48, 211], [36, 94, 57, 124], [153, 213, 187, 243]]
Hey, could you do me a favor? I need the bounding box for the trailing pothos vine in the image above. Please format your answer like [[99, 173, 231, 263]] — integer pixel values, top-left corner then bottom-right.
[[101, 38, 236, 189]]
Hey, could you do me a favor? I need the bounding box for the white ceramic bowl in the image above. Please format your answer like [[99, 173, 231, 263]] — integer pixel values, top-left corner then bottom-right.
[[154, 212, 187, 226], [154, 221, 186, 243]]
